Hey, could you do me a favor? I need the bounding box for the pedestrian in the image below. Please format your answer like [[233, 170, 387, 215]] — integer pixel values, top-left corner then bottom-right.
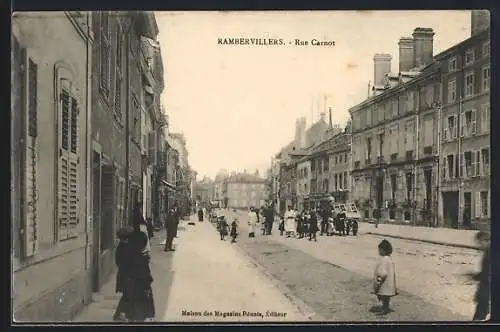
[[113, 226, 135, 322], [472, 231, 490, 321], [248, 207, 257, 238], [278, 215, 285, 236], [308, 209, 318, 241], [230, 218, 238, 243], [265, 205, 275, 235], [320, 207, 329, 236], [296, 212, 305, 239], [198, 208, 204, 222], [284, 206, 297, 238], [133, 203, 151, 257], [219, 216, 229, 240], [164, 207, 178, 252], [128, 230, 155, 322], [372, 239, 397, 315]]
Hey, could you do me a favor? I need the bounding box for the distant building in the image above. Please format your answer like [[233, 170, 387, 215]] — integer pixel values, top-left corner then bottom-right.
[[225, 171, 266, 209]]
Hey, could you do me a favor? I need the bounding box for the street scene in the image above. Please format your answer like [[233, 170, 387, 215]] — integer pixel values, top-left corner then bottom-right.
[[11, 10, 490, 323]]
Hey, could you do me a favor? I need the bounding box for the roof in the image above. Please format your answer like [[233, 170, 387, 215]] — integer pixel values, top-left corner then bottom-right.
[[227, 172, 265, 183]]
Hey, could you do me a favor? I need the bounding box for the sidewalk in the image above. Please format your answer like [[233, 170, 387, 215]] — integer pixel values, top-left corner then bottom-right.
[[163, 216, 306, 322], [73, 227, 177, 322], [358, 222, 481, 250]]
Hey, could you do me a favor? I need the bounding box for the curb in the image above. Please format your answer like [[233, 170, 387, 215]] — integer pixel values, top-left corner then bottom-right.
[[366, 232, 481, 250], [230, 240, 324, 322], [207, 220, 323, 321]]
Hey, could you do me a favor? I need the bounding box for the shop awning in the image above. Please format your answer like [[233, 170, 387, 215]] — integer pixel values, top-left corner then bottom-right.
[[161, 179, 176, 190]]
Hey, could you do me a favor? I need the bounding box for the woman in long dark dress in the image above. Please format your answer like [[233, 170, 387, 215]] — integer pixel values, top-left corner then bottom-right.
[[198, 208, 204, 222], [128, 230, 156, 321], [113, 227, 134, 321]]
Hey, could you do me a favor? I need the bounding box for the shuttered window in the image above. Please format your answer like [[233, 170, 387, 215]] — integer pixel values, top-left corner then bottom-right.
[[101, 165, 115, 252], [99, 11, 111, 96], [20, 48, 39, 257], [58, 89, 80, 241]]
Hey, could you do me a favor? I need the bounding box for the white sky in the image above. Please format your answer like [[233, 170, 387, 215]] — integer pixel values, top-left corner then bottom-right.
[[155, 10, 471, 180]]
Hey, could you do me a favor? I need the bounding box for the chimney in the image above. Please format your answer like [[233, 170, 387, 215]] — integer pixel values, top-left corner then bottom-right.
[[398, 37, 414, 72], [412, 28, 434, 69], [328, 107, 333, 128], [373, 53, 392, 87], [471, 10, 490, 36]]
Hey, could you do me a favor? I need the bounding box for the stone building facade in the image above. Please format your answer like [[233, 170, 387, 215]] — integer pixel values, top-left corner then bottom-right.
[[225, 172, 266, 209], [436, 21, 490, 230], [12, 12, 93, 321], [350, 27, 441, 225]]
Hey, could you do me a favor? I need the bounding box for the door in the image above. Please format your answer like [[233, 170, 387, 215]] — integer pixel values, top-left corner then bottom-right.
[[424, 169, 432, 210], [463, 192, 472, 228], [375, 174, 384, 209], [91, 151, 101, 292], [442, 191, 459, 228]]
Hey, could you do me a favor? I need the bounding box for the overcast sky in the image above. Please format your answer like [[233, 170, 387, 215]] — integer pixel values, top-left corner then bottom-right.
[[155, 10, 470, 180]]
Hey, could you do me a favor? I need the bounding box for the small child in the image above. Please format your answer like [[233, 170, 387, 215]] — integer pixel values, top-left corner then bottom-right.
[[373, 239, 397, 315], [278, 216, 285, 236], [230, 219, 238, 243]]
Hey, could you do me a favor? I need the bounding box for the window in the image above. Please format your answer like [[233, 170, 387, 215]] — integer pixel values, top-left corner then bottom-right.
[[464, 151, 473, 177], [460, 110, 477, 137], [16, 46, 39, 257], [378, 133, 384, 158], [404, 121, 414, 151], [478, 191, 489, 218], [465, 72, 475, 97], [482, 41, 490, 57], [343, 172, 348, 189], [99, 12, 111, 96], [407, 91, 415, 111], [481, 148, 490, 175], [344, 152, 348, 163], [465, 49, 475, 65], [423, 116, 434, 148], [482, 65, 490, 92], [445, 154, 455, 179], [57, 79, 81, 241], [406, 172, 413, 201], [448, 79, 457, 103], [392, 99, 398, 118], [474, 151, 481, 177], [448, 57, 457, 72], [334, 174, 338, 191], [366, 137, 372, 162]]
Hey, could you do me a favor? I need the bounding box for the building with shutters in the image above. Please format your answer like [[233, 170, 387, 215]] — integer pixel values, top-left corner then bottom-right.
[[349, 27, 442, 226], [436, 12, 490, 230], [349, 11, 490, 230], [11, 12, 93, 321], [89, 11, 160, 300]]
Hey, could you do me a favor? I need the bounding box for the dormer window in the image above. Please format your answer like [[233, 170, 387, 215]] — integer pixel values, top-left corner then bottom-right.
[[465, 49, 475, 66], [448, 57, 457, 72]]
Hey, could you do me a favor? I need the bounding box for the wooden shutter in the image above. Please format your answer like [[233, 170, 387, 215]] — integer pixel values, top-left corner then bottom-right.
[[475, 191, 481, 218], [471, 110, 477, 135], [459, 153, 464, 178], [101, 165, 115, 250], [442, 157, 447, 180], [21, 49, 39, 257], [58, 91, 80, 240]]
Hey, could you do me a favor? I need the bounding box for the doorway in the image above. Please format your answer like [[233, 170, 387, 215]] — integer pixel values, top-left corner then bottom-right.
[[91, 150, 101, 292], [442, 191, 459, 228], [424, 169, 432, 210], [463, 192, 472, 228]]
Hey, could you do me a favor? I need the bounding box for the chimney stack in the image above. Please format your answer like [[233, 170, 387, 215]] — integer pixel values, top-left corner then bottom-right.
[[398, 37, 414, 72], [328, 107, 333, 128], [373, 54, 392, 87], [412, 27, 435, 69], [471, 10, 490, 36]]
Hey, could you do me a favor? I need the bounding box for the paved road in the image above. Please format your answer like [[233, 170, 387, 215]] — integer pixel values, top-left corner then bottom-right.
[[230, 211, 480, 321]]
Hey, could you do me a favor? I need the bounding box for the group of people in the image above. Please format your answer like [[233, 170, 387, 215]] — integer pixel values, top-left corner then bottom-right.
[[112, 202, 181, 322], [279, 206, 319, 241], [247, 205, 276, 237]]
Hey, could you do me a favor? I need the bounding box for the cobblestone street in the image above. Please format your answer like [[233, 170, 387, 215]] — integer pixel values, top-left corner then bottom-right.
[[231, 211, 481, 321]]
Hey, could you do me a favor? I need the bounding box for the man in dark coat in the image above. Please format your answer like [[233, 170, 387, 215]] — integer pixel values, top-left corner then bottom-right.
[[164, 206, 179, 252], [320, 207, 330, 236], [265, 205, 275, 235]]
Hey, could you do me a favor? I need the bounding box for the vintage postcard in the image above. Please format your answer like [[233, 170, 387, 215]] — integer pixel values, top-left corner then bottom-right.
[[11, 10, 490, 323]]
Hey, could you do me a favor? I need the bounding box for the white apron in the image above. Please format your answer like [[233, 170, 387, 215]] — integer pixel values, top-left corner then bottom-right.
[[284, 210, 297, 232]]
